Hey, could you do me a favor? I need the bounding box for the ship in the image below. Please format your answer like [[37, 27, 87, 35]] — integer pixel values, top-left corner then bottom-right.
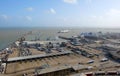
[[58, 30, 69, 33]]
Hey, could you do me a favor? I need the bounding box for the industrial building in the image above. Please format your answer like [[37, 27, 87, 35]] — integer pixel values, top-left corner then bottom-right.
[[0, 32, 120, 76]]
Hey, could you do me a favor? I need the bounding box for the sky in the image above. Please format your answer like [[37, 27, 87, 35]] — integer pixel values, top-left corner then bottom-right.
[[0, 0, 120, 28]]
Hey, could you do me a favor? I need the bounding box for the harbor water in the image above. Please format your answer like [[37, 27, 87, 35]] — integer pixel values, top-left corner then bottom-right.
[[0, 27, 120, 50]]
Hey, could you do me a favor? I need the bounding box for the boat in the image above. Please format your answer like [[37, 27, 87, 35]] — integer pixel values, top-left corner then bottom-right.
[[58, 30, 69, 33]]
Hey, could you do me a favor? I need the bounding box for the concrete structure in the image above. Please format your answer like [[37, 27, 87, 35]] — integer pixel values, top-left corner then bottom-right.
[[0, 51, 72, 63]]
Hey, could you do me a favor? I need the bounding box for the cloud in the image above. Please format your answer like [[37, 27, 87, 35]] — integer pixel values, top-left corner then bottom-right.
[[26, 7, 33, 11], [106, 9, 120, 16], [50, 8, 56, 14], [86, 0, 92, 3], [63, 18, 67, 21], [46, 8, 56, 14], [90, 9, 120, 19], [63, 0, 77, 4], [25, 16, 32, 21], [91, 15, 97, 18], [59, 17, 67, 21], [0, 15, 8, 20], [89, 8, 120, 28], [90, 9, 120, 20]]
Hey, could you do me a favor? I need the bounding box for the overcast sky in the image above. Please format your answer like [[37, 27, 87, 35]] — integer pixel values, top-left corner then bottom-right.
[[0, 0, 120, 28]]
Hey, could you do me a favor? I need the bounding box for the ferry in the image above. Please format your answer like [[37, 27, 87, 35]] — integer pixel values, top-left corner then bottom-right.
[[58, 30, 69, 33]]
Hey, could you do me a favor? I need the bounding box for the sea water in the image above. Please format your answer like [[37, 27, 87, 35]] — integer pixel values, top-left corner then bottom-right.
[[0, 27, 120, 50]]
